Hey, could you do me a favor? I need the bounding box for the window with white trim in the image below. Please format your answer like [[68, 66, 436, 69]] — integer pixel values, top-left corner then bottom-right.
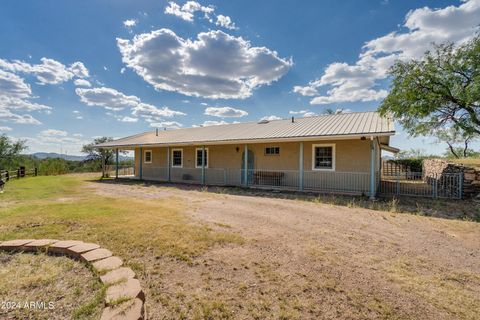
[[312, 144, 335, 170], [172, 149, 183, 167], [144, 150, 152, 163], [265, 147, 280, 155], [196, 148, 208, 168]]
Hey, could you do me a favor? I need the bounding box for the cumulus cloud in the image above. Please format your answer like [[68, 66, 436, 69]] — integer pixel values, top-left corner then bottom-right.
[[164, 1, 214, 22], [149, 121, 183, 129], [294, 0, 480, 105], [0, 126, 12, 131], [123, 19, 137, 28], [117, 29, 292, 99], [260, 115, 282, 121], [204, 106, 248, 118], [75, 87, 140, 111], [74, 79, 91, 87], [32, 129, 90, 153], [289, 109, 316, 117], [0, 57, 90, 85], [75, 86, 185, 125], [0, 69, 50, 124], [216, 15, 237, 30], [40, 129, 68, 137]]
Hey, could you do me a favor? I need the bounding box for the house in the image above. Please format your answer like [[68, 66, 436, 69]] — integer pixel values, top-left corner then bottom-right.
[[96, 111, 398, 198]]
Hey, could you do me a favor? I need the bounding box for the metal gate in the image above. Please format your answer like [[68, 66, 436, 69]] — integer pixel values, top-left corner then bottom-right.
[[379, 172, 463, 199]]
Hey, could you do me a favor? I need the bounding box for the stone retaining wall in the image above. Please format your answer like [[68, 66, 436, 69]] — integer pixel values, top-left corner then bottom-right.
[[423, 159, 480, 198], [0, 239, 146, 320]]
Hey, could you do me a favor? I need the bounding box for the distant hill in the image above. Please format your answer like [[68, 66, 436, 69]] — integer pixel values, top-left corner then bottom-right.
[[29, 152, 133, 162], [31, 152, 86, 161]]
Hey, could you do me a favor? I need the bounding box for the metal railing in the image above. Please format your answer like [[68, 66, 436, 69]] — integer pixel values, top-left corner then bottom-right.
[[379, 172, 463, 199]]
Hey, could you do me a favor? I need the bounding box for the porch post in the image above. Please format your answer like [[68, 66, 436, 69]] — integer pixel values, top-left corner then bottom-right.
[[139, 147, 143, 180], [115, 148, 119, 179], [299, 142, 304, 191], [167, 146, 171, 182], [369, 138, 376, 200], [201, 145, 206, 185], [244, 144, 248, 186]]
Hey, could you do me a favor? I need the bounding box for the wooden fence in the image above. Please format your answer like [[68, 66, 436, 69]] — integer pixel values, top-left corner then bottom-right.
[[0, 167, 37, 185]]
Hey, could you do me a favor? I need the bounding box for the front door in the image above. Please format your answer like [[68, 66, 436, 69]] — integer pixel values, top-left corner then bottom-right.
[[241, 149, 254, 184]]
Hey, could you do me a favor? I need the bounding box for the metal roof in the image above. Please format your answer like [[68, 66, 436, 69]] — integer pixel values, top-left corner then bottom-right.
[[96, 111, 395, 148]]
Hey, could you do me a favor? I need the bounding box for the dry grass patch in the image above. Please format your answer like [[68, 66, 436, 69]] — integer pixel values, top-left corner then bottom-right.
[[0, 252, 105, 320]]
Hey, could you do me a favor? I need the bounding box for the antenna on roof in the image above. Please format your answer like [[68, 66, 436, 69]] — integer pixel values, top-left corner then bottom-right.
[[155, 128, 158, 136], [291, 116, 295, 123]]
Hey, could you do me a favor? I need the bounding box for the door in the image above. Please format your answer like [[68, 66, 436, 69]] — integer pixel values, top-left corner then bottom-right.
[[241, 149, 254, 185]]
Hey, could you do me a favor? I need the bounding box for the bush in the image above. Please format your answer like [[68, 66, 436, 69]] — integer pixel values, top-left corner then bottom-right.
[[389, 158, 424, 172]]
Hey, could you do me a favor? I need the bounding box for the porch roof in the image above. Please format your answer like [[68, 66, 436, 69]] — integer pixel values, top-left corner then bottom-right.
[[96, 111, 395, 148]]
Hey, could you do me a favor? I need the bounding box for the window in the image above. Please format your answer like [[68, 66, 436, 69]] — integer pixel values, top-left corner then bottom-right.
[[265, 147, 280, 155], [144, 150, 152, 163], [172, 149, 183, 167], [196, 148, 209, 168], [312, 144, 335, 170]]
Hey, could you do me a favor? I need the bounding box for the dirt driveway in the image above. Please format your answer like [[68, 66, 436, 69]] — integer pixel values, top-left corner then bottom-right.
[[90, 180, 480, 319]]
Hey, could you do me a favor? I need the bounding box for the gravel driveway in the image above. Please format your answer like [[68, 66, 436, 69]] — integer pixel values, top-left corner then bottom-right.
[[90, 180, 480, 319]]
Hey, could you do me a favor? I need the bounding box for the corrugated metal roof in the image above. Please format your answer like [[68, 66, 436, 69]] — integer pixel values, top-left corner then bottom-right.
[[96, 111, 395, 148]]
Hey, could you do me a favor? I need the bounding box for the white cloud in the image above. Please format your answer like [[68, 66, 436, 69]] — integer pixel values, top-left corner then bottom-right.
[[75, 87, 140, 111], [260, 115, 282, 121], [216, 15, 237, 30], [0, 126, 12, 131], [123, 19, 137, 28], [149, 121, 183, 129], [204, 106, 248, 118], [164, 1, 214, 22], [0, 57, 89, 85], [74, 79, 91, 87], [292, 85, 318, 97], [40, 129, 68, 137], [295, 0, 480, 105], [0, 69, 50, 125], [75, 86, 185, 125], [289, 109, 316, 117], [69, 62, 89, 78], [117, 116, 138, 123], [117, 29, 292, 99]]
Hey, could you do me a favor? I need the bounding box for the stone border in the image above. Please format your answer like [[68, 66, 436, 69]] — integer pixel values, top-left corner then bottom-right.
[[0, 239, 146, 320]]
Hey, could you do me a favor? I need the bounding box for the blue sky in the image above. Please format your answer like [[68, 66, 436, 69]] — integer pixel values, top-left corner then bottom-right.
[[0, 0, 479, 155]]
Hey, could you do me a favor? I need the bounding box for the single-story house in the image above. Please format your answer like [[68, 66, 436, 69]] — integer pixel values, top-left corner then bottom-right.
[[96, 111, 398, 198]]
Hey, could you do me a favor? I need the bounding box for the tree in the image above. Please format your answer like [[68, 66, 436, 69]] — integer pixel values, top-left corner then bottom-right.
[[379, 36, 480, 138], [0, 134, 27, 169], [82, 137, 115, 164], [434, 127, 477, 158]]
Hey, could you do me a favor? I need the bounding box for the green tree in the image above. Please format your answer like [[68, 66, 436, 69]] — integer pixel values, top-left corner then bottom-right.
[[82, 137, 115, 164], [379, 36, 480, 137], [434, 127, 477, 158], [0, 134, 27, 170]]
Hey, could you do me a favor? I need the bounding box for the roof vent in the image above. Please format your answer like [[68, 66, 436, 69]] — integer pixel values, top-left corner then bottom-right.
[[258, 119, 269, 124]]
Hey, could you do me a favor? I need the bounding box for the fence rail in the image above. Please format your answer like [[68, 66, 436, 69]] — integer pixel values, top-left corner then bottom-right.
[[379, 172, 463, 199]]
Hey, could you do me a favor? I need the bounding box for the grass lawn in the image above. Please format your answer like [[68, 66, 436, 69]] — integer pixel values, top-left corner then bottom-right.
[[1, 174, 479, 319]]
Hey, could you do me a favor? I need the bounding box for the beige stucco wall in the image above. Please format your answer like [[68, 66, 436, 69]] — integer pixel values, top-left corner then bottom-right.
[[134, 138, 377, 174]]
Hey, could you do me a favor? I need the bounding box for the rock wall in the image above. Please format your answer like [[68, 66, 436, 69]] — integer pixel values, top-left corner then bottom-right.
[[423, 159, 480, 198]]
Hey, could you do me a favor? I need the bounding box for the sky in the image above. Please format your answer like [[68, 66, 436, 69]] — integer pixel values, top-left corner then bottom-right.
[[0, 0, 479, 156]]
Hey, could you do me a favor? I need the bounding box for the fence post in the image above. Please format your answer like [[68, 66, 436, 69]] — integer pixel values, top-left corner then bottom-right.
[[459, 172, 464, 199], [6, 171, 9, 181], [395, 173, 400, 195], [17, 168, 20, 179], [34, 168, 38, 176], [433, 174, 438, 199]]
